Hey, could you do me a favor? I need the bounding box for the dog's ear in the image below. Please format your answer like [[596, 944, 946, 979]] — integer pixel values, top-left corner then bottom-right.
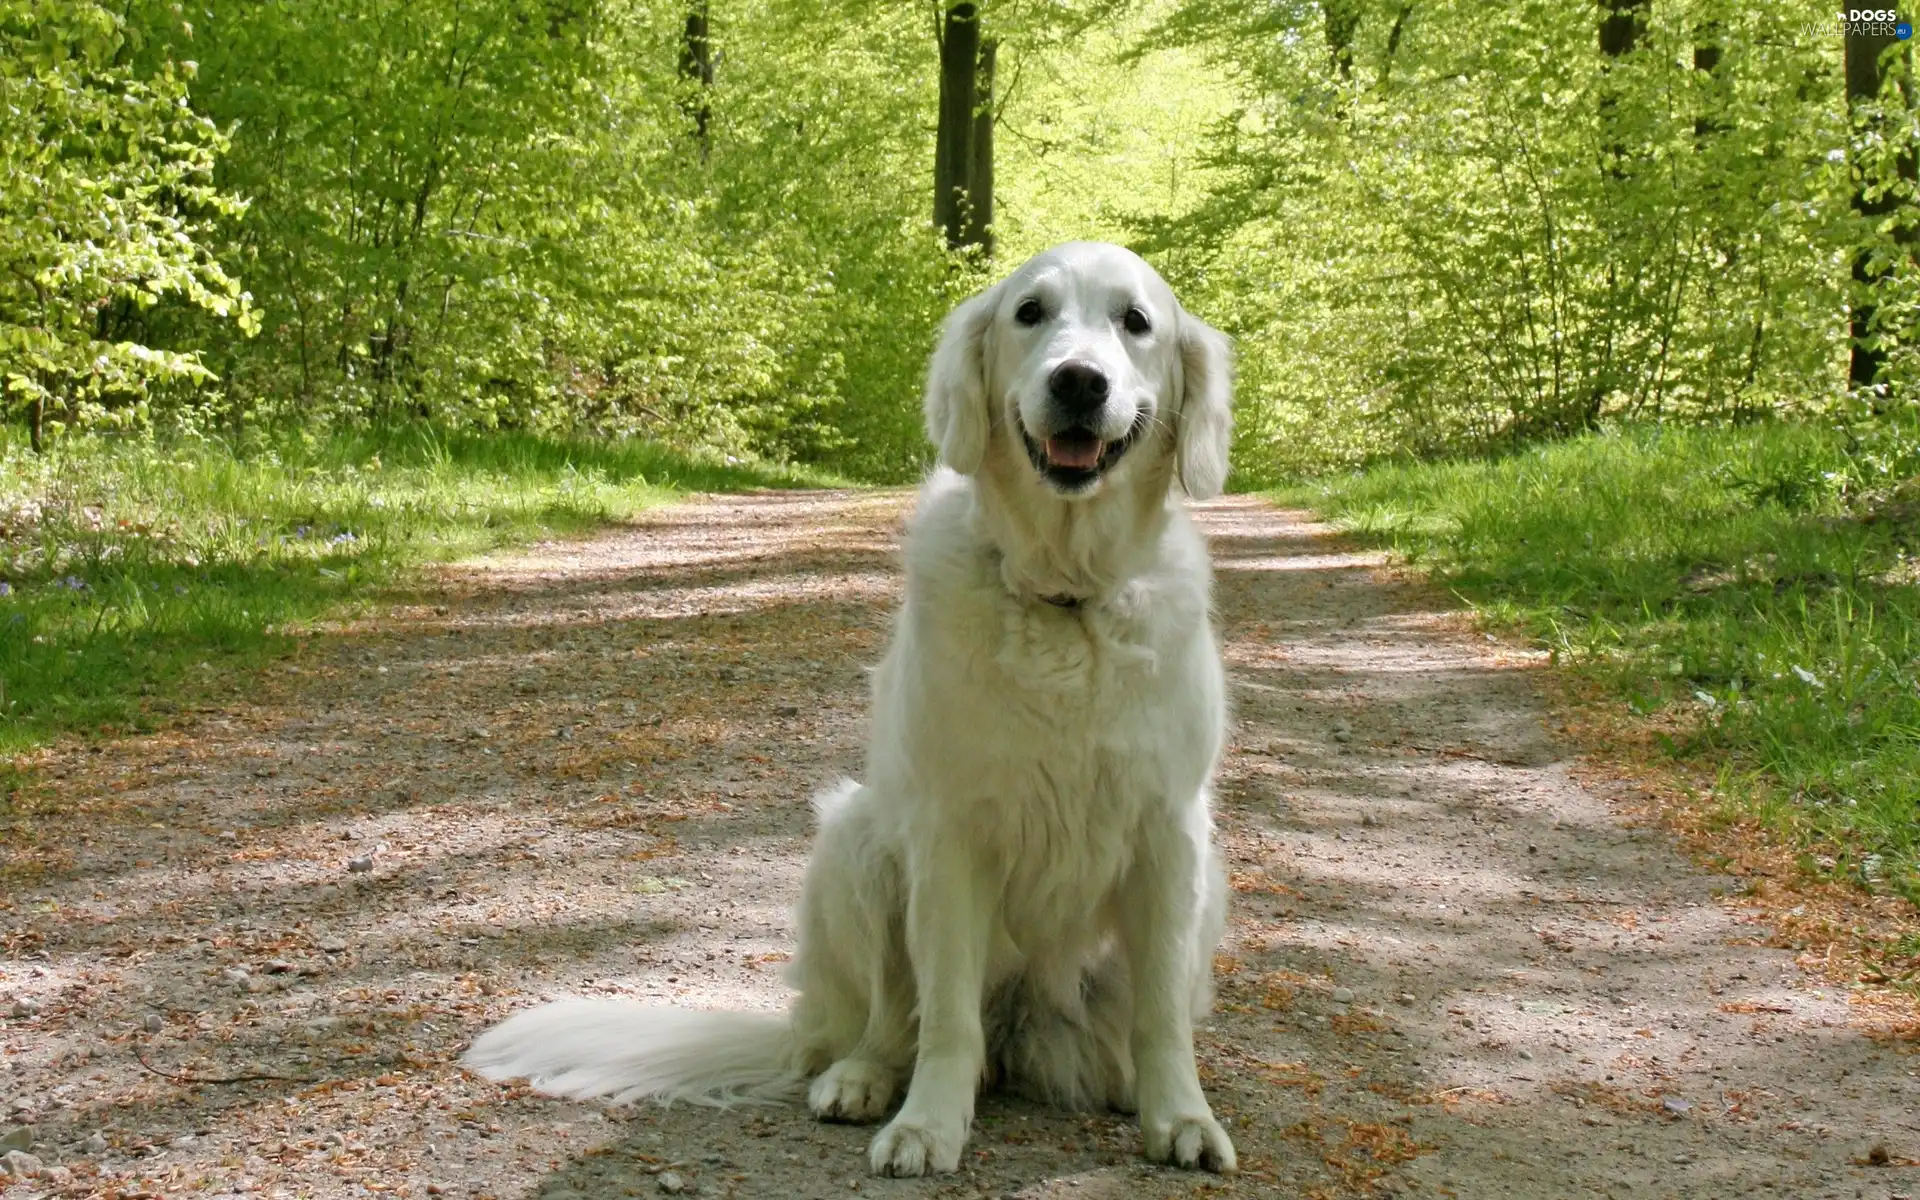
[[923, 285, 998, 475], [1175, 306, 1234, 500]]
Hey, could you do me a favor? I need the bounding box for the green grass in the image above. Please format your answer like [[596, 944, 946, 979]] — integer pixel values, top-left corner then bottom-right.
[[1281, 422, 1920, 904], [0, 426, 837, 755]]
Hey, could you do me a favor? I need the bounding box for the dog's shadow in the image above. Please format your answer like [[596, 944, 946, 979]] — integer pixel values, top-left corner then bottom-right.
[[523, 1095, 1211, 1199]]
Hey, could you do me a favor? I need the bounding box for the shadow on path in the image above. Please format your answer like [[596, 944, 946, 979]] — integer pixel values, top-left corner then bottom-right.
[[1, 492, 1909, 1199]]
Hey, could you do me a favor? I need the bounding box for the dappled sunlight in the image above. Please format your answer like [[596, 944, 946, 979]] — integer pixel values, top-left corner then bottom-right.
[[1194, 498, 1902, 1197], [1214, 551, 1390, 573], [1, 491, 902, 1198], [3, 490, 1906, 1199], [454, 490, 906, 582], [384, 568, 902, 633]]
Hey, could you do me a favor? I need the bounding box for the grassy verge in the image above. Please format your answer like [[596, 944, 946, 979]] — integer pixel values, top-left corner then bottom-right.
[[0, 426, 837, 756], [1280, 422, 1920, 908]]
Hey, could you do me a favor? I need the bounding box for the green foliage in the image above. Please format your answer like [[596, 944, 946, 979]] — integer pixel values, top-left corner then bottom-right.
[[127, 0, 654, 425], [0, 425, 833, 752], [1290, 421, 1920, 901], [1150, 0, 1858, 478], [0, 0, 255, 436], [97, 0, 1002, 476], [1849, 33, 1920, 404], [4, 0, 1915, 486]]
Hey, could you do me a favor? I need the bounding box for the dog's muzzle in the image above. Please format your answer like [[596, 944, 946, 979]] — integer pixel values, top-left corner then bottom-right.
[[1018, 409, 1148, 493]]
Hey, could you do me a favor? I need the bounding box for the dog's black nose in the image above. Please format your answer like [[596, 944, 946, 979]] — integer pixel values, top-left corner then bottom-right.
[[1047, 362, 1109, 415]]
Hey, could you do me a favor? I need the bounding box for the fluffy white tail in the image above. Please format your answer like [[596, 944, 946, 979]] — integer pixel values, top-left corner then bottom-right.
[[462, 999, 800, 1105]]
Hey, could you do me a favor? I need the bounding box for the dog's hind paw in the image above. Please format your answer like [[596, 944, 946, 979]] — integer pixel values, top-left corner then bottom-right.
[[809, 1058, 897, 1124], [868, 1116, 963, 1176], [1143, 1112, 1237, 1174]]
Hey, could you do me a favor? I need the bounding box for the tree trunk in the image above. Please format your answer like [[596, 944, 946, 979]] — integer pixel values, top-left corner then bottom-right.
[[1323, 0, 1359, 81], [681, 2, 714, 157], [26, 395, 44, 454], [1692, 23, 1722, 141], [1581, 0, 1649, 434], [962, 39, 996, 256], [1379, 3, 1413, 91], [1597, 0, 1647, 173], [1846, 19, 1907, 395], [1597, 0, 1643, 58], [934, 2, 979, 250]]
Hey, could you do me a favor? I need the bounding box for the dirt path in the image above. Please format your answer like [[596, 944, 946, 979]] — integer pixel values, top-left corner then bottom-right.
[[3, 491, 1916, 1199]]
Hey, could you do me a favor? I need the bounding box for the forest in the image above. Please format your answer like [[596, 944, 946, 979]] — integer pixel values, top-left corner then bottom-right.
[[5, 2, 1920, 823], [6, 0, 1920, 870], [3, 5, 1920, 1195], [2, 1, 1913, 478]]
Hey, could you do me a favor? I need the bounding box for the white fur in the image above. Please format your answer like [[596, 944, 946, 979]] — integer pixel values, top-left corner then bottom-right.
[[463, 242, 1239, 1177], [462, 1001, 795, 1104]]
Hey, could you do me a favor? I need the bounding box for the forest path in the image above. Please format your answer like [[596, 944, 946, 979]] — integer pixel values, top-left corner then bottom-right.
[[3, 490, 1914, 1199]]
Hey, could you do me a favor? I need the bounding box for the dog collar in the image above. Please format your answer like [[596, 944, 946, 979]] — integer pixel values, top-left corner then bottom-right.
[[986, 546, 1090, 611]]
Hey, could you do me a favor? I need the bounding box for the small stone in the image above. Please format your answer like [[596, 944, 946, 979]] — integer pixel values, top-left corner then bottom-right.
[[170, 1133, 196, 1149], [319, 938, 349, 954], [82, 1132, 108, 1155], [1361, 812, 1379, 828], [775, 705, 800, 718], [427, 1185, 446, 1196], [143, 1013, 164, 1033], [1516, 1048, 1534, 1061], [223, 967, 251, 984], [1661, 1096, 1693, 1116], [323, 1130, 346, 1148], [9, 999, 39, 1018], [264, 959, 294, 974], [347, 856, 374, 873], [0, 1128, 30, 1153], [1397, 993, 1416, 1006], [1670, 1152, 1692, 1164], [1331, 987, 1355, 1005], [2, 1150, 44, 1179], [218, 830, 237, 841], [658, 1171, 688, 1195]]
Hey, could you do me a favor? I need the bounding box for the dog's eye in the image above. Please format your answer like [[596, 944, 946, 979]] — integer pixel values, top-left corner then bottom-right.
[[1122, 306, 1152, 336], [1014, 298, 1045, 327]]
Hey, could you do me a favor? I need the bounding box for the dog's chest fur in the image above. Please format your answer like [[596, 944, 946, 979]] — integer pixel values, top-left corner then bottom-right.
[[868, 476, 1223, 950]]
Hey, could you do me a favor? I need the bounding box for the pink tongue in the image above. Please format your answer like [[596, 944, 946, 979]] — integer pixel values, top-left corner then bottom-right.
[[1045, 436, 1103, 469]]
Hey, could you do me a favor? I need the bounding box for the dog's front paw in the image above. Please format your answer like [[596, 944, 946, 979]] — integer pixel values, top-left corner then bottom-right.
[[809, 1058, 897, 1124], [869, 1114, 964, 1176], [1141, 1110, 1237, 1174]]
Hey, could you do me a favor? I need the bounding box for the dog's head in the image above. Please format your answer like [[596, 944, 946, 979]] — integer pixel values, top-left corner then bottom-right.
[[924, 242, 1233, 500]]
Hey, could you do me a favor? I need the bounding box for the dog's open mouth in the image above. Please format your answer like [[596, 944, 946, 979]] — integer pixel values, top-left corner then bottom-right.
[[1019, 416, 1146, 492]]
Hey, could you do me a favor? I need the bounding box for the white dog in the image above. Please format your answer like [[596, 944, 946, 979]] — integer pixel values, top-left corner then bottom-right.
[[465, 241, 1238, 1177]]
